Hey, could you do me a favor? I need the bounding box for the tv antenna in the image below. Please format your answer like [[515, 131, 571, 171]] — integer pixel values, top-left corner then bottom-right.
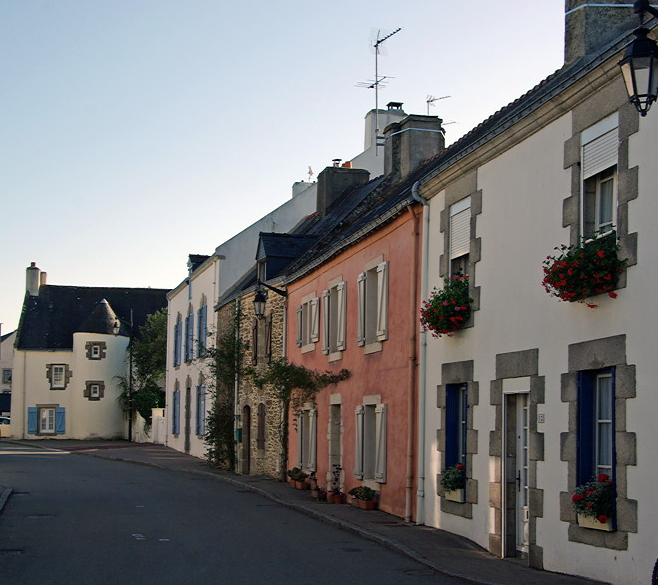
[[426, 94, 450, 115], [356, 27, 402, 155]]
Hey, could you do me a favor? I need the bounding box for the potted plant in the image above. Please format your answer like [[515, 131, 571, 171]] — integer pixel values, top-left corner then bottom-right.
[[542, 232, 627, 308], [327, 464, 345, 504], [348, 486, 377, 510], [420, 274, 472, 337], [571, 473, 614, 531], [286, 467, 309, 489], [440, 463, 465, 503]]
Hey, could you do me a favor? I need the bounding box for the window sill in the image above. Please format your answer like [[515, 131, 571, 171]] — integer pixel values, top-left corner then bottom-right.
[[328, 352, 343, 363], [363, 342, 382, 355], [301, 343, 316, 354]]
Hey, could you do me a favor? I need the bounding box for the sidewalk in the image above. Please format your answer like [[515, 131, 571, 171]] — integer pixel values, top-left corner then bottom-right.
[[1, 439, 607, 585]]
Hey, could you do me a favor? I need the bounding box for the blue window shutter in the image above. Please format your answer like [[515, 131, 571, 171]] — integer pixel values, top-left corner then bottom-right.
[[577, 371, 595, 485], [55, 407, 66, 435], [200, 385, 206, 436], [202, 306, 207, 353], [195, 385, 201, 436], [172, 390, 180, 435], [27, 407, 37, 434], [445, 386, 459, 468], [188, 314, 194, 361]]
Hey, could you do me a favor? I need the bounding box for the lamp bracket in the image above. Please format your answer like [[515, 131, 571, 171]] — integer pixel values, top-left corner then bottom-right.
[[257, 280, 287, 298]]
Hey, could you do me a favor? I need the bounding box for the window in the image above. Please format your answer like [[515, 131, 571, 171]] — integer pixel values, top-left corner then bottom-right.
[[357, 260, 388, 349], [27, 406, 65, 435], [196, 304, 208, 358], [445, 384, 468, 468], [195, 384, 206, 436], [252, 315, 273, 365], [48, 364, 68, 389], [173, 316, 182, 367], [578, 368, 615, 484], [449, 197, 471, 276], [297, 407, 317, 472], [172, 387, 181, 435], [322, 280, 347, 358], [354, 401, 387, 483], [184, 311, 194, 363], [581, 115, 618, 240], [296, 294, 319, 352], [90, 345, 101, 359], [257, 403, 266, 450], [84, 381, 105, 401], [2, 369, 11, 384]]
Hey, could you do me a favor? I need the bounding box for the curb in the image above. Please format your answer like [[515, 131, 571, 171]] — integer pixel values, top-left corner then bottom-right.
[[0, 487, 13, 514]]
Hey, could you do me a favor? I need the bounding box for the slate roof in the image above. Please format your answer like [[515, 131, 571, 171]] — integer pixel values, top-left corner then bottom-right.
[[1, 330, 16, 343], [16, 286, 169, 350]]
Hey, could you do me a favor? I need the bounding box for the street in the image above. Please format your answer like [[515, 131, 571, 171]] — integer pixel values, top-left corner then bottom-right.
[[0, 444, 462, 585]]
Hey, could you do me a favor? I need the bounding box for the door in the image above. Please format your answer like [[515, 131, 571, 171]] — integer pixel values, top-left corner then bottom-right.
[[328, 404, 342, 485], [515, 393, 529, 554], [242, 405, 251, 475]]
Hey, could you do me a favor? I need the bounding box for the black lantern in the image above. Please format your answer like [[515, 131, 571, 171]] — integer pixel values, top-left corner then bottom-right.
[[620, 26, 658, 116], [253, 288, 268, 319], [619, 0, 658, 116]]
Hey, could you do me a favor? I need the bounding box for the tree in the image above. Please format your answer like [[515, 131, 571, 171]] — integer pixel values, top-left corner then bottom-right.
[[117, 308, 167, 432]]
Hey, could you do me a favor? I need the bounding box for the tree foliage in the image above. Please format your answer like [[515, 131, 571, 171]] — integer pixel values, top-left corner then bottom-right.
[[203, 307, 246, 470], [117, 308, 167, 431]]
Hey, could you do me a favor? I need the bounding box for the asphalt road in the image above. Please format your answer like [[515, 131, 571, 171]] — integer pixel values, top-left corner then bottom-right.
[[0, 444, 464, 585]]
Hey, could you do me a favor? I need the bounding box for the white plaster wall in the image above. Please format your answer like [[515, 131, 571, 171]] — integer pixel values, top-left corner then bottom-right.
[[71, 332, 128, 439], [421, 105, 658, 585], [166, 257, 218, 459]]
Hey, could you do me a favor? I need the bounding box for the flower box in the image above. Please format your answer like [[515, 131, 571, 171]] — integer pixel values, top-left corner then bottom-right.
[[420, 275, 472, 337], [577, 513, 613, 531], [444, 489, 465, 503]]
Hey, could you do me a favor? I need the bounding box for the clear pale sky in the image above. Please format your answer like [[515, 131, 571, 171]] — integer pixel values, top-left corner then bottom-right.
[[1, 0, 564, 333]]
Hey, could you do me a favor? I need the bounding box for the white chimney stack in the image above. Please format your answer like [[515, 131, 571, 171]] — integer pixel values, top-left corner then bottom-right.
[[26, 262, 41, 296]]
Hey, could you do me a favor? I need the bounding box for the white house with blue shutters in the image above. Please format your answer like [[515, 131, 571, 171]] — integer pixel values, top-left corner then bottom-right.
[[412, 3, 658, 584], [11, 263, 167, 440]]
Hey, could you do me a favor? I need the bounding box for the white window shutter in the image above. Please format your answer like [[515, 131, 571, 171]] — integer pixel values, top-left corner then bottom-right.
[[310, 298, 320, 343], [357, 273, 366, 346], [321, 290, 330, 354], [450, 207, 471, 260], [308, 409, 317, 472], [336, 282, 346, 351], [354, 406, 364, 478], [375, 404, 387, 483], [583, 128, 617, 179], [376, 262, 389, 341], [297, 413, 304, 468], [296, 306, 303, 347]]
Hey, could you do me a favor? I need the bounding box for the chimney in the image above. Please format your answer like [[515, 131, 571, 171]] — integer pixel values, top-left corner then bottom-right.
[[316, 166, 370, 217], [26, 262, 41, 296], [564, 0, 637, 65], [384, 114, 445, 181], [363, 102, 407, 150]]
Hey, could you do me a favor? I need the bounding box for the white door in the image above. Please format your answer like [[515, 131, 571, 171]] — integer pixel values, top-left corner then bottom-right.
[[515, 394, 529, 553]]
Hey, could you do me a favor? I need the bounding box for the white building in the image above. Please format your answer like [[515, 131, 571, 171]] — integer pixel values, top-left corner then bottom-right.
[[11, 263, 167, 440], [413, 2, 657, 584], [0, 329, 16, 417]]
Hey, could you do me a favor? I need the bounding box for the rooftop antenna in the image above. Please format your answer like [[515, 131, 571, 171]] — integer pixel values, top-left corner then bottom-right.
[[357, 27, 402, 155], [426, 94, 450, 116], [307, 166, 314, 182]]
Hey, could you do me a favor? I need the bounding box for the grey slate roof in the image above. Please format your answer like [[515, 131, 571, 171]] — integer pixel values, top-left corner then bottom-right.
[[16, 286, 169, 350]]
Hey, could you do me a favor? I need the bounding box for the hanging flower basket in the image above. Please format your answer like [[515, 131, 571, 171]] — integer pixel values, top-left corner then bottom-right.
[[420, 275, 472, 337], [440, 463, 466, 496], [542, 233, 626, 308], [571, 473, 614, 530]]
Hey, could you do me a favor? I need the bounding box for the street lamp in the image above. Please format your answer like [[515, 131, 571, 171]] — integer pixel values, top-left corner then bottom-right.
[[252, 281, 286, 319], [619, 0, 658, 116]]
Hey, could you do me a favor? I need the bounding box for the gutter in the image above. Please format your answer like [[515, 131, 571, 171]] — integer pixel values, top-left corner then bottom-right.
[[411, 181, 429, 525]]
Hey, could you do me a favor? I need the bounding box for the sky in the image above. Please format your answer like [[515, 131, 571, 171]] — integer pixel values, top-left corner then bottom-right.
[[0, 0, 565, 333]]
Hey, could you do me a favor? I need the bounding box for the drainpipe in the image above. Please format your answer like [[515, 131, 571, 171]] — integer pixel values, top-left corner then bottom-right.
[[411, 181, 429, 524], [405, 202, 421, 523], [234, 298, 241, 471]]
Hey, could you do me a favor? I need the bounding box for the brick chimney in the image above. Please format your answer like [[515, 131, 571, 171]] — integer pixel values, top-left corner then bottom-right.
[[384, 114, 444, 181], [316, 166, 370, 217], [564, 0, 637, 65]]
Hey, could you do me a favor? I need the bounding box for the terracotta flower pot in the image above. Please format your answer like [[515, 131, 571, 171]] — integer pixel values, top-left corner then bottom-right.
[[357, 499, 375, 510]]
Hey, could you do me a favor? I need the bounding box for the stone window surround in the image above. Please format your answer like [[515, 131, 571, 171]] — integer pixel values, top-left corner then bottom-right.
[[562, 90, 638, 287], [437, 360, 479, 519], [84, 380, 105, 401], [85, 341, 107, 360], [438, 170, 482, 325], [559, 334, 637, 551], [47, 364, 72, 390], [489, 348, 545, 569]]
